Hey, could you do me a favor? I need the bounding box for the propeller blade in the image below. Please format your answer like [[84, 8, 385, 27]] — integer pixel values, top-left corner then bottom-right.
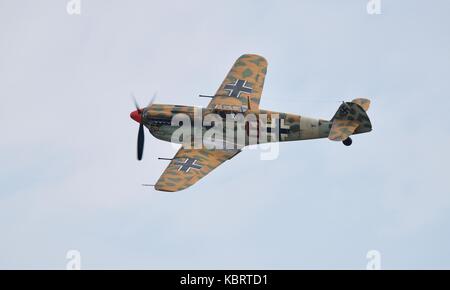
[[147, 91, 157, 107], [132, 91, 157, 161], [137, 123, 145, 160], [132, 92, 142, 112]]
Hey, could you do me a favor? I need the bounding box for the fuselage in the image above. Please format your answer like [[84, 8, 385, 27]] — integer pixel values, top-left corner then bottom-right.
[[137, 104, 333, 149]]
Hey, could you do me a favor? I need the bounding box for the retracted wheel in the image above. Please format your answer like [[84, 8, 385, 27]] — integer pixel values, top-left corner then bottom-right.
[[343, 137, 352, 146]]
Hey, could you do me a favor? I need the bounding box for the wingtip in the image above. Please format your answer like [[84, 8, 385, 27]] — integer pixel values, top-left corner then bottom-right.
[[238, 54, 267, 65]]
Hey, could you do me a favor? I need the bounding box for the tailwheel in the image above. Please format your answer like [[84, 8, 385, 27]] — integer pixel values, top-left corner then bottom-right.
[[342, 137, 352, 146]]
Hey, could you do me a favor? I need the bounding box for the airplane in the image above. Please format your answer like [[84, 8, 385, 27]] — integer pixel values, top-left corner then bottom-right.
[[130, 54, 372, 192]]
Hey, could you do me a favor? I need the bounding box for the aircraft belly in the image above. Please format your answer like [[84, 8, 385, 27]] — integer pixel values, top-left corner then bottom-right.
[[147, 114, 332, 146], [148, 124, 176, 143]]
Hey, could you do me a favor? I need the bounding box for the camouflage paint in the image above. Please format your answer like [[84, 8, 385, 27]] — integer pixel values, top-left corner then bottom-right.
[[133, 55, 372, 191]]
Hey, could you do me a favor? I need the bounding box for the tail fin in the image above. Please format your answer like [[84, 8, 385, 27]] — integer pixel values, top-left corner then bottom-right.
[[328, 98, 372, 141]]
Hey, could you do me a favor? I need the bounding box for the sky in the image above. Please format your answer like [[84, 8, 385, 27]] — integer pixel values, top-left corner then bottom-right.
[[1, 0, 450, 269]]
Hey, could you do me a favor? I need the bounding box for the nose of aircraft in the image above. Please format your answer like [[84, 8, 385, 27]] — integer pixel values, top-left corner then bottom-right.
[[130, 110, 142, 123]]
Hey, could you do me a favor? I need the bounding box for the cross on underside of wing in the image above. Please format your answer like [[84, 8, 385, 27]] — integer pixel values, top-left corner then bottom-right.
[[208, 54, 268, 111], [154, 148, 241, 192]]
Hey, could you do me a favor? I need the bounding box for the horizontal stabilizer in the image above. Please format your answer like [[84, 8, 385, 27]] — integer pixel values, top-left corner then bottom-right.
[[351, 98, 370, 112], [328, 99, 372, 141]]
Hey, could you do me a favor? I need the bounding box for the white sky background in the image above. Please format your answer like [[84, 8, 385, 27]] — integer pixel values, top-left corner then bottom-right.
[[1, 0, 450, 269]]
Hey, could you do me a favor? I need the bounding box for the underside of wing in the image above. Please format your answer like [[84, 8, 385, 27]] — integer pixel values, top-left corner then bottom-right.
[[208, 54, 267, 111], [154, 148, 241, 192]]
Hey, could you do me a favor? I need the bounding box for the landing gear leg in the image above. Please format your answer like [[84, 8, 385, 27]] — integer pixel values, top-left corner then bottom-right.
[[343, 137, 352, 146]]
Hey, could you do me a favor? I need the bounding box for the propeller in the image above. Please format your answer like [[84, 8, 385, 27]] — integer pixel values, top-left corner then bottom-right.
[[131, 92, 157, 161], [137, 121, 145, 160]]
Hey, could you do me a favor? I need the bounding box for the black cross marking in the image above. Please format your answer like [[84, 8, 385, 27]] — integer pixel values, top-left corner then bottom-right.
[[174, 158, 202, 172], [266, 119, 290, 140], [224, 79, 253, 98]]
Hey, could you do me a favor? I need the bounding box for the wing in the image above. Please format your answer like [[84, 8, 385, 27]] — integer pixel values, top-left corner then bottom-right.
[[208, 54, 267, 111], [154, 148, 241, 192], [328, 119, 360, 141]]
